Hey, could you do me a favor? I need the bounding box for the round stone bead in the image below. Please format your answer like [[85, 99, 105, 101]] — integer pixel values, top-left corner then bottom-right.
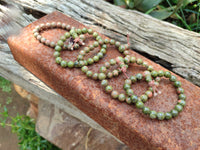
[[118, 45, 125, 52], [110, 59, 116, 65], [110, 39, 115, 45], [147, 66, 154, 71], [98, 73, 106, 80], [142, 107, 151, 114], [136, 101, 144, 109], [177, 87, 184, 94], [175, 104, 183, 112], [104, 38, 109, 44], [126, 89, 134, 96], [171, 109, 179, 117], [157, 112, 165, 120], [130, 56, 136, 63], [93, 41, 99, 47], [57, 40, 64, 46], [125, 79, 132, 85], [101, 80, 108, 87], [100, 66, 107, 73], [140, 94, 148, 102], [131, 95, 138, 103], [158, 70, 164, 77], [93, 56, 99, 62], [179, 94, 186, 100], [126, 97, 132, 104], [170, 75, 177, 82], [164, 71, 171, 78], [113, 70, 119, 77], [53, 51, 60, 57], [81, 66, 88, 73], [64, 32, 70, 38], [55, 57, 62, 64], [178, 100, 186, 106], [165, 112, 172, 120], [151, 71, 158, 78], [61, 60, 68, 68], [87, 58, 94, 65], [86, 71, 93, 77], [100, 48, 106, 54], [68, 61, 74, 68], [136, 73, 143, 80], [111, 91, 119, 99], [92, 73, 98, 80], [107, 72, 113, 78], [105, 85, 113, 93], [150, 111, 157, 119], [118, 94, 126, 102], [123, 83, 131, 90], [104, 62, 110, 68], [55, 45, 62, 51], [97, 52, 103, 58], [82, 28, 87, 33], [136, 58, 143, 65], [88, 29, 93, 34], [115, 41, 120, 47], [174, 81, 182, 87], [129, 76, 137, 83]]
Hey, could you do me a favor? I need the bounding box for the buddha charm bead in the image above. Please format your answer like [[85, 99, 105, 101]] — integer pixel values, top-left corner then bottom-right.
[[34, 22, 186, 121]]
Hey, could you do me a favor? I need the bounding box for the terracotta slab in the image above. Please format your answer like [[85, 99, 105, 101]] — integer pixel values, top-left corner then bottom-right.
[[8, 11, 200, 150]]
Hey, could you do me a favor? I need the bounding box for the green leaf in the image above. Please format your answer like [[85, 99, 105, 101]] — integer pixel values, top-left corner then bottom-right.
[[127, 0, 134, 8], [149, 6, 176, 20], [134, 0, 164, 12]]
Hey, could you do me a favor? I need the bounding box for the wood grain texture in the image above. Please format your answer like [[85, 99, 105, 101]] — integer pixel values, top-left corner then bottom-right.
[[2, 0, 200, 86]]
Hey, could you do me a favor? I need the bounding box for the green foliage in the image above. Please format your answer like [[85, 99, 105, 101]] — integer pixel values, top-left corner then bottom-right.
[[0, 76, 12, 93], [0, 106, 61, 150], [112, 0, 200, 33]]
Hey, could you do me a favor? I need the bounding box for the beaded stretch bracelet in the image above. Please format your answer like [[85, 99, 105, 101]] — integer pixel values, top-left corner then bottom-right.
[[33, 22, 186, 120]]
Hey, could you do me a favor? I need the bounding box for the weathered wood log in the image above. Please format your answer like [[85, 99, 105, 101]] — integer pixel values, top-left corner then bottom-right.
[[1, 0, 200, 86]]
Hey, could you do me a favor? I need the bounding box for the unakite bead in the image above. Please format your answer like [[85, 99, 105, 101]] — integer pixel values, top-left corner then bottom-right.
[[79, 61, 85, 67], [93, 41, 99, 47], [105, 85, 113, 93], [131, 95, 138, 103], [60, 35, 66, 41], [142, 107, 151, 114], [84, 47, 90, 53], [64, 32, 70, 38], [142, 62, 148, 68], [98, 39, 104, 45], [68, 61, 74, 68], [130, 76, 137, 83], [147, 66, 154, 71], [158, 70, 164, 77], [125, 97, 131, 104], [151, 71, 158, 78], [130, 56, 136, 63], [76, 28, 82, 34], [174, 81, 181, 87], [97, 52, 103, 58], [100, 66, 107, 73], [136, 101, 144, 109], [101, 80, 108, 87], [82, 28, 87, 33], [175, 104, 183, 112], [55, 45, 62, 51], [89, 45, 94, 50], [93, 32, 99, 38], [140, 94, 148, 102], [61, 60, 67, 68], [170, 75, 177, 82], [115, 41, 120, 47], [57, 40, 64, 46], [157, 112, 165, 120], [104, 62, 110, 68], [87, 58, 94, 65], [81, 66, 88, 73], [72, 33, 78, 39], [102, 44, 107, 49], [118, 94, 126, 102], [110, 39, 115, 45], [118, 45, 125, 52], [171, 109, 179, 117], [165, 112, 172, 120], [100, 48, 106, 54], [86, 71, 93, 77], [126, 89, 134, 96], [145, 75, 152, 82], [145, 91, 153, 98], [136, 58, 143, 65], [98, 73, 106, 80], [55, 57, 62, 64], [178, 100, 186, 106], [88, 29, 93, 34], [53, 51, 60, 57], [111, 91, 119, 99], [110, 59, 116, 65], [113, 70, 119, 77], [136, 73, 143, 80], [93, 56, 99, 62], [92, 73, 98, 80], [125, 79, 132, 85], [164, 71, 171, 78], [107, 72, 113, 78], [123, 83, 131, 90], [104, 39, 109, 44], [150, 111, 157, 119], [177, 87, 184, 94], [124, 57, 130, 64], [80, 35, 85, 40], [179, 94, 186, 100]]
